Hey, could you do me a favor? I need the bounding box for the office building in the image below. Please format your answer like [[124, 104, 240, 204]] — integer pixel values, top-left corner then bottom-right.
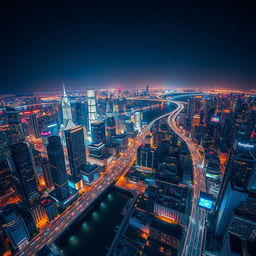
[[30, 113, 40, 138], [215, 140, 256, 237], [39, 197, 58, 222], [134, 112, 142, 132], [5, 106, 24, 144], [0, 158, 13, 195], [47, 136, 70, 201], [0, 205, 30, 251], [87, 89, 97, 131], [75, 101, 88, 129], [40, 157, 54, 189], [136, 144, 157, 169], [65, 125, 86, 177], [10, 143, 40, 207], [105, 116, 116, 137], [91, 121, 106, 144], [80, 164, 100, 185], [61, 84, 75, 130]]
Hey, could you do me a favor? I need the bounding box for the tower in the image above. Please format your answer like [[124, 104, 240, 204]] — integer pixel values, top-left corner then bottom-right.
[[40, 157, 54, 189], [87, 89, 97, 131], [10, 143, 40, 207], [61, 84, 75, 130], [91, 121, 106, 144], [65, 125, 86, 177], [46, 136, 70, 201], [134, 112, 142, 132], [214, 140, 256, 237]]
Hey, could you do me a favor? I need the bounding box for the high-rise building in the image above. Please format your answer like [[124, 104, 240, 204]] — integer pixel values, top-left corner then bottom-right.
[[134, 112, 142, 132], [65, 125, 86, 177], [30, 113, 40, 138], [0, 205, 30, 250], [40, 157, 54, 189], [75, 101, 88, 129], [87, 89, 97, 131], [136, 144, 157, 169], [39, 197, 58, 222], [5, 107, 24, 144], [105, 116, 116, 137], [61, 84, 75, 130], [215, 140, 256, 237], [46, 136, 70, 201], [91, 121, 106, 144], [192, 114, 201, 127], [113, 104, 120, 133], [0, 158, 13, 195], [10, 143, 40, 207]]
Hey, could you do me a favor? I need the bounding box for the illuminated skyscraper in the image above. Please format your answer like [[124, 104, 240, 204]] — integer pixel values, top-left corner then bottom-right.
[[87, 89, 97, 131], [134, 112, 142, 132], [91, 121, 106, 144], [61, 84, 75, 130], [0, 206, 30, 250], [46, 136, 70, 201], [40, 157, 54, 189], [113, 104, 120, 133], [65, 125, 86, 177], [215, 140, 256, 237], [105, 116, 116, 137], [5, 107, 24, 144], [10, 143, 40, 207], [30, 113, 40, 138]]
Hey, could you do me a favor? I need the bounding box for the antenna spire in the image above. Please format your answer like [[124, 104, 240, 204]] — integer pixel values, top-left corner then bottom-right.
[[63, 84, 67, 96]]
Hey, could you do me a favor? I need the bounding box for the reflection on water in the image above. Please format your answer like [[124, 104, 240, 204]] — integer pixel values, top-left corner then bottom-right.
[[55, 105, 176, 256], [55, 188, 131, 256]]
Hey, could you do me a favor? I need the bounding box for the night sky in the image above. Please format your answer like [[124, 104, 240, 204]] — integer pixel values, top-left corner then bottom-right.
[[0, 1, 255, 93]]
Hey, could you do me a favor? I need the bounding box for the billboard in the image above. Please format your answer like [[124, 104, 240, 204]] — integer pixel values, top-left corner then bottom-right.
[[206, 173, 219, 179], [210, 116, 220, 123], [198, 192, 214, 210]]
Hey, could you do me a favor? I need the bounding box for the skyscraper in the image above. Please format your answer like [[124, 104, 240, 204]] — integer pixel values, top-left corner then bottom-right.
[[113, 104, 120, 133], [215, 139, 256, 237], [0, 158, 13, 195], [75, 101, 88, 129], [87, 89, 97, 131], [40, 157, 54, 189], [0, 205, 30, 250], [47, 136, 70, 201], [105, 116, 116, 137], [5, 107, 24, 144], [61, 84, 75, 130], [30, 113, 40, 138], [134, 112, 142, 132], [65, 125, 86, 177], [136, 144, 157, 169], [91, 121, 106, 144], [10, 143, 40, 207]]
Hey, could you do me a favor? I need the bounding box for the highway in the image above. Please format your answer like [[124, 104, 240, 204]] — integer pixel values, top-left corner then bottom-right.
[[166, 100, 206, 256], [130, 95, 206, 255], [16, 110, 174, 256]]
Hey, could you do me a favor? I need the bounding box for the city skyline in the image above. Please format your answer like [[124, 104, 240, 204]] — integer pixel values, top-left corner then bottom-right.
[[0, 2, 255, 256]]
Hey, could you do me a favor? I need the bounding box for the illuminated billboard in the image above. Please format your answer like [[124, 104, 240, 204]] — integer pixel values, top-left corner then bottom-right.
[[206, 173, 219, 179], [210, 117, 220, 123], [198, 192, 214, 210]]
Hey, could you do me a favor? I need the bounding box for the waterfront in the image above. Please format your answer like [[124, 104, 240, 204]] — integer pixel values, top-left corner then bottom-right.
[[142, 102, 176, 123], [54, 105, 175, 256], [55, 187, 131, 256]]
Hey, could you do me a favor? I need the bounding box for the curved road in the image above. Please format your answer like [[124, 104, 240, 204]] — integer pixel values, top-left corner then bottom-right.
[[16, 110, 175, 256], [130, 96, 206, 256], [167, 100, 206, 256]]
